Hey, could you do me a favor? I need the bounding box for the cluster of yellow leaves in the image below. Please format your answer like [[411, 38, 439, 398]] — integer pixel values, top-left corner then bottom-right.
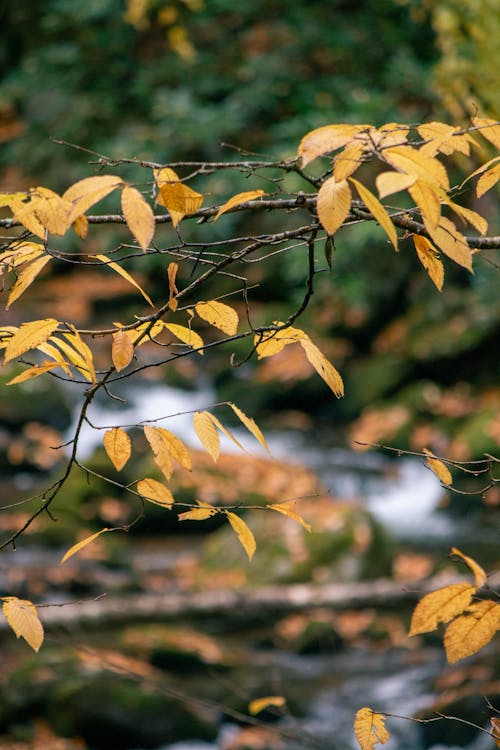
[[299, 118, 500, 288], [409, 548, 500, 663]]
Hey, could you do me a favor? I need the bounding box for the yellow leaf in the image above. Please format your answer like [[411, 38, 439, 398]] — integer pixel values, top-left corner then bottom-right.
[[418, 122, 457, 156], [477, 163, 500, 197], [267, 502, 312, 532], [378, 122, 409, 147], [2, 597, 44, 652], [193, 411, 220, 462], [103, 427, 131, 471], [178, 503, 218, 521], [72, 214, 88, 239], [158, 182, 203, 228], [409, 582, 476, 636], [195, 300, 239, 336], [6, 360, 61, 385], [333, 142, 365, 182], [163, 322, 204, 354], [408, 180, 442, 232], [64, 175, 123, 221], [121, 185, 155, 251], [350, 178, 398, 251], [427, 217, 473, 272], [0, 241, 45, 270], [47, 333, 94, 382], [422, 448, 453, 485], [62, 327, 96, 383], [300, 338, 344, 397], [375, 171, 416, 199], [254, 324, 306, 359], [154, 167, 180, 185], [9, 198, 46, 239], [472, 117, 500, 149], [167, 261, 179, 311], [7, 254, 51, 308], [214, 190, 265, 220], [204, 412, 246, 452], [248, 696, 286, 715], [413, 235, 444, 292], [3, 319, 59, 363], [229, 402, 269, 452], [36, 341, 72, 375], [226, 512, 256, 561], [451, 547, 487, 589], [354, 708, 390, 750], [137, 478, 174, 508], [444, 600, 500, 664], [60, 528, 110, 565], [317, 177, 352, 236], [384, 145, 449, 190], [112, 329, 134, 372], [444, 202, 488, 236], [144, 425, 191, 471], [31, 187, 73, 236], [95, 254, 154, 307], [0, 191, 27, 208], [299, 124, 369, 167], [144, 426, 172, 479]]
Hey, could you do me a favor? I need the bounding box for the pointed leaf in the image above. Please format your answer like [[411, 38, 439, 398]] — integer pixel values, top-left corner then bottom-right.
[[248, 696, 286, 715], [195, 300, 239, 336], [451, 547, 487, 589], [317, 177, 352, 236], [267, 502, 312, 532], [112, 329, 134, 372], [214, 190, 265, 220], [193, 411, 220, 462], [2, 597, 44, 652], [300, 338, 344, 397], [144, 425, 172, 479], [229, 402, 269, 452], [354, 708, 390, 750], [205, 412, 246, 452], [444, 600, 500, 663], [413, 235, 444, 291], [384, 145, 449, 190], [121, 185, 155, 250], [167, 262, 179, 311], [409, 583, 476, 636], [31, 187, 73, 236], [423, 448, 452, 485], [7, 254, 51, 308], [375, 171, 416, 199], [3, 319, 59, 363], [408, 180, 442, 232], [7, 360, 61, 385], [60, 528, 110, 564], [472, 117, 500, 149], [178, 503, 217, 521], [158, 182, 203, 227], [0, 241, 45, 270], [64, 175, 123, 221], [299, 124, 369, 166], [163, 322, 204, 354], [9, 198, 46, 239], [95, 254, 153, 306], [427, 217, 473, 272], [48, 334, 94, 381], [445, 202, 488, 235], [333, 142, 365, 181], [155, 427, 192, 470], [254, 324, 306, 359], [226, 511, 256, 561], [350, 178, 398, 250], [477, 163, 500, 197], [62, 328, 96, 383], [137, 478, 174, 508], [103, 427, 131, 471]]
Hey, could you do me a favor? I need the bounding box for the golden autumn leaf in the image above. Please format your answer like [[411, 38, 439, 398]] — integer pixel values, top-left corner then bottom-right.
[[7, 254, 51, 308], [137, 478, 174, 508], [9, 198, 46, 239], [0, 240, 46, 270], [112, 329, 134, 372], [254, 324, 306, 359], [299, 124, 369, 166], [144, 425, 173, 479], [472, 117, 500, 149], [60, 528, 110, 564], [409, 582, 476, 636], [375, 171, 416, 199], [2, 597, 44, 652], [103, 427, 131, 471], [229, 402, 269, 452], [155, 427, 192, 470], [248, 696, 286, 715], [378, 122, 409, 147], [450, 547, 487, 589], [445, 201, 488, 235], [204, 412, 245, 452], [317, 176, 352, 236], [408, 180, 442, 232], [349, 178, 398, 251], [47, 332, 94, 382], [167, 261, 179, 311], [417, 122, 458, 156], [383, 145, 450, 190], [333, 142, 365, 181], [300, 338, 344, 397], [214, 189, 265, 220], [444, 600, 500, 663], [95, 254, 154, 306], [267, 502, 312, 532], [30, 186, 73, 236], [37, 341, 72, 375], [121, 185, 155, 251], [64, 175, 123, 222], [178, 501, 218, 521], [3, 318, 60, 363], [226, 511, 256, 561], [195, 300, 239, 336], [158, 181, 203, 228], [61, 327, 96, 383], [193, 411, 220, 462], [422, 447, 453, 485], [477, 163, 500, 197], [6, 360, 61, 385], [427, 217, 473, 272], [0, 191, 27, 208], [413, 235, 444, 291], [354, 708, 390, 750], [163, 322, 204, 354]]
